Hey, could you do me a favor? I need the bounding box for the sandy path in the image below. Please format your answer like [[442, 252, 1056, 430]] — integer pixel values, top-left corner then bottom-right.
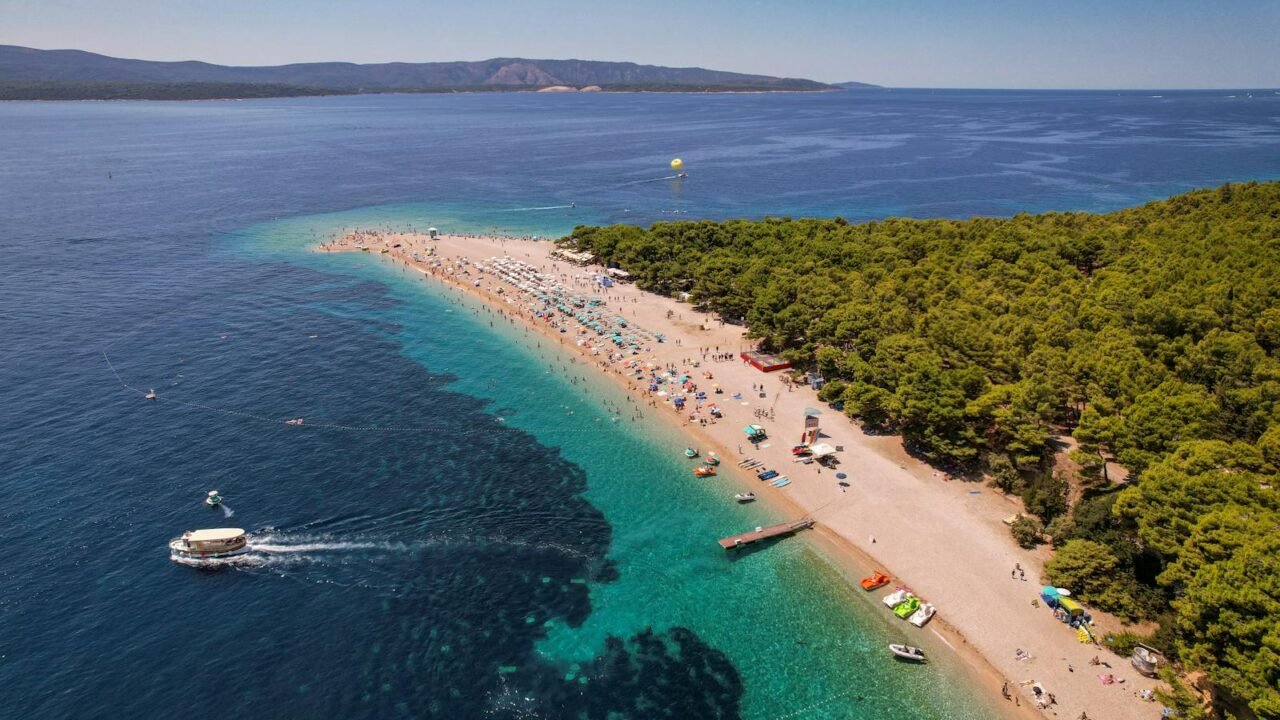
[[321, 229, 1161, 720]]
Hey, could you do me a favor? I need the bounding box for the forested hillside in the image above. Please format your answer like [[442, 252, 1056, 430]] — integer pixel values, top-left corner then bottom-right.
[[564, 181, 1280, 717], [0, 45, 835, 95]]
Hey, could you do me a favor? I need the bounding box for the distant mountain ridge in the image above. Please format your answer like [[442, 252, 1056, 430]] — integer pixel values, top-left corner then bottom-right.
[[0, 45, 848, 96]]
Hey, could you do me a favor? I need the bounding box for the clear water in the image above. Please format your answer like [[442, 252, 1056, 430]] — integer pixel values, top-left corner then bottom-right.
[[2, 90, 1277, 719]]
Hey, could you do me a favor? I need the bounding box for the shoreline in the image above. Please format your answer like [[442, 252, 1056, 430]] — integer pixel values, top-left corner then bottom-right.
[[318, 228, 1157, 720]]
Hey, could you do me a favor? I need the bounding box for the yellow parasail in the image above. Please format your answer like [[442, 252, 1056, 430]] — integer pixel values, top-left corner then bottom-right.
[[670, 158, 684, 170]]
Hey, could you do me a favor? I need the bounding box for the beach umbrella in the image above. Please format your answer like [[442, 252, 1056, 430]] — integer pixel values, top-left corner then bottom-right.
[[836, 472, 847, 479]]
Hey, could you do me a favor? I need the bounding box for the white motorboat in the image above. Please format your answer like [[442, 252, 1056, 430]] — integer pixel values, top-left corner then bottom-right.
[[909, 603, 936, 627], [889, 644, 926, 662], [144, 389, 157, 400], [734, 492, 756, 503], [882, 588, 911, 609], [285, 417, 304, 426], [169, 528, 250, 561]]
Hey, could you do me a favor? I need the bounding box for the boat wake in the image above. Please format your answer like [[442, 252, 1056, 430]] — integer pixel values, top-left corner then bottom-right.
[[252, 540, 413, 554], [498, 204, 577, 212], [611, 174, 684, 188]]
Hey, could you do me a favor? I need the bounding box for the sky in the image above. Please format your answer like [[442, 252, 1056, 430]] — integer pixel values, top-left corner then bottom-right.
[[2, 0, 1278, 89]]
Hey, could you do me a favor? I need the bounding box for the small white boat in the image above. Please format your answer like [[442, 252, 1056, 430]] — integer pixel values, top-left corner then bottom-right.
[[285, 417, 304, 426], [882, 588, 911, 609], [144, 389, 157, 400], [909, 603, 936, 627], [735, 492, 756, 503], [889, 644, 926, 662], [204, 490, 223, 507], [169, 528, 250, 561]]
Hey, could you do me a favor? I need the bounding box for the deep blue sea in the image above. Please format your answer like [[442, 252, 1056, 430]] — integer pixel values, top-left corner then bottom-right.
[[2, 89, 1277, 720]]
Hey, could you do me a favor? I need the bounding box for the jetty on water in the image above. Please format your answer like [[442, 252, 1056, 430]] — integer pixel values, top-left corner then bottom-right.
[[719, 518, 815, 550]]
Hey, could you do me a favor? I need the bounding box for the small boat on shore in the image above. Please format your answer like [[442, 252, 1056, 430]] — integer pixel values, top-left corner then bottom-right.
[[889, 644, 926, 662], [684, 448, 699, 458], [860, 571, 891, 591], [883, 588, 911, 608], [169, 528, 250, 562], [204, 490, 223, 508], [894, 596, 921, 619], [144, 389, 157, 400], [909, 603, 936, 627], [757, 469, 779, 481], [735, 492, 756, 503]]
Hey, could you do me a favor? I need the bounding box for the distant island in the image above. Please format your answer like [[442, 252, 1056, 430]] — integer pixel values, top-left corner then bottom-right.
[[0, 45, 870, 100]]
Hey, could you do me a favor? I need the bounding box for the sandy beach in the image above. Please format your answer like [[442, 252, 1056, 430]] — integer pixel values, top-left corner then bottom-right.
[[321, 227, 1162, 720]]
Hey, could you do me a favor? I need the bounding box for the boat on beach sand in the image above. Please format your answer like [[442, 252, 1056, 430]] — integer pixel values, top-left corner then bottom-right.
[[909, 603, 936, 627], [894, 595, 921, 619], [882, 588, 912, 608], [861, 571, 891, 591]]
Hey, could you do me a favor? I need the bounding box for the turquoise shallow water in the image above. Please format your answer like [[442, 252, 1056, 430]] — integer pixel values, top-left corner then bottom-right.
[[3, 89, 1277, 718]]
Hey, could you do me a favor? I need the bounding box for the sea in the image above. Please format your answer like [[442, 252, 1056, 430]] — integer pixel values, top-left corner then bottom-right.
[[2, 89, 1277, 720]]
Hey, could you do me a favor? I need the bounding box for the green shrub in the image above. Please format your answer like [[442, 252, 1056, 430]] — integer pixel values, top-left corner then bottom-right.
[[1010, 516, 1043, 548]]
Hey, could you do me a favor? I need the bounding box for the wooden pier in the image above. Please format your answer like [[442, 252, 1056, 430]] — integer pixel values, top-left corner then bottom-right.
[[718, 518, 815, 550]]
